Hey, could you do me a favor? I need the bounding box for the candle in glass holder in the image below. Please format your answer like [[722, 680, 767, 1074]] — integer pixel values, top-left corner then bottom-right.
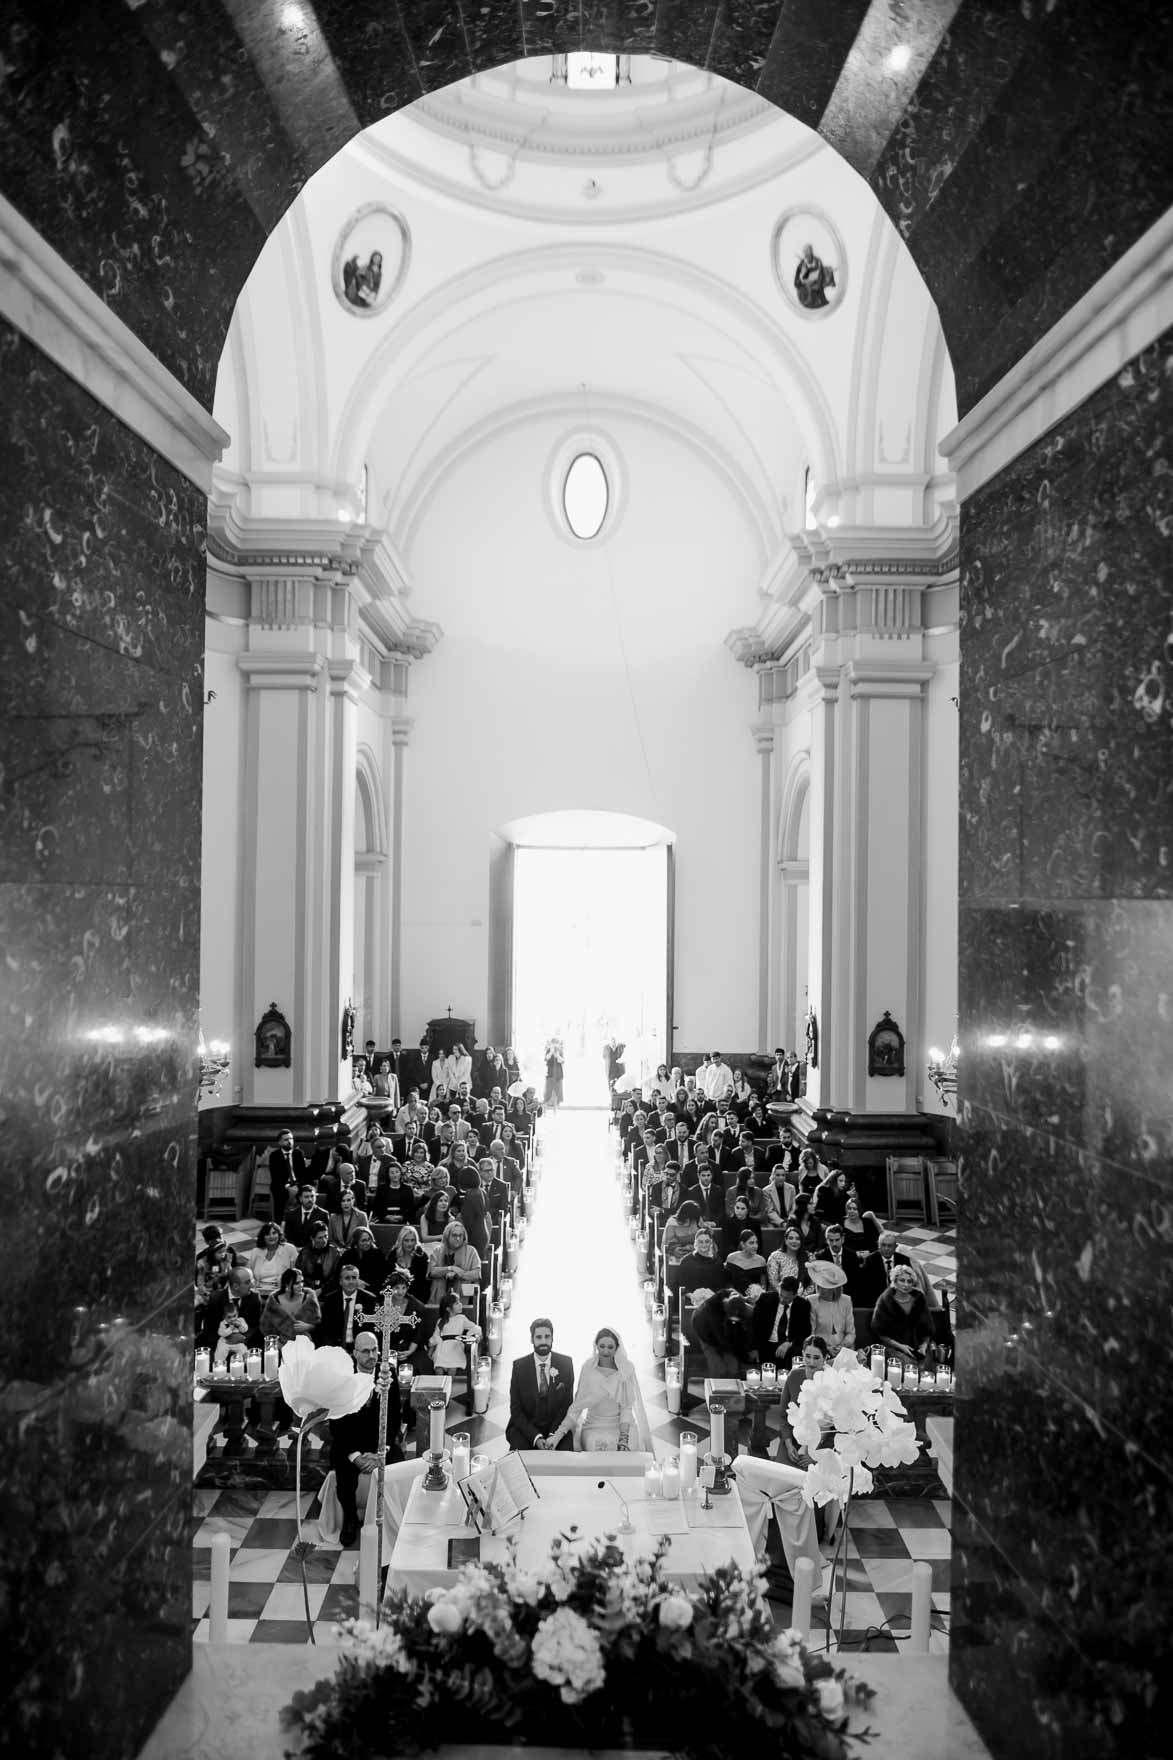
[[499, 1275, 513, 1313], [870, 1348, 885, 1382], [507, 1233, 519, 1273], [245, 1349, 262, 1380], [428, 1398, 447, 1454], [194, 1348, 211, 1379], [212, 1356, 229, 1378], [472, 1358, 491, 1414], [761, 1362, 777, 1388], [887, 1360, 902, 1388], [263, 1338, 280, 1379], [679, 1433, 698, 1492], [661, 1456, 680, 1499], [651, 1304, 667, 1358], [487, 1302, 504, 1358], [644, 1462, 662, 1499], [643, 1279, 655, 1315], [398, 1361, 415, 1395], [745, 1367, 761, 1390], [228, 1353, 245, 1380], [665, 1360, 682, 1415], [451, 1433, 471, 1480]]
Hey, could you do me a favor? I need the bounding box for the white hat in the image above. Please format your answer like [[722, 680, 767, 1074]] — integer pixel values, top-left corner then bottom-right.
[[808, 1260, 848, 1291]]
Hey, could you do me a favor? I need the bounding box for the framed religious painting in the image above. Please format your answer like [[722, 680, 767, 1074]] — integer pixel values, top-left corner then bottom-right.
[[867, 1011, 905, 1077], [255, 1003, 292, 1069], [331, 202, 411, 317], [772, 207, 846, 318]]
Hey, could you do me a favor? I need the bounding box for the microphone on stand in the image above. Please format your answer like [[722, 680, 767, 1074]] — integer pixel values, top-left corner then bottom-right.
[[597, 1480, 634, 1535]]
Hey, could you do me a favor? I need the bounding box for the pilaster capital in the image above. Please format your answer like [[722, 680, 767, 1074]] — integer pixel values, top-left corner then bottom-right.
[[237, 653, 324, 691], [390, 716, 413, 749], [328, 657, 371, 703], [814, 664, 842, 703], [751, 721, 775, 756], [846, 660, 936, 699]]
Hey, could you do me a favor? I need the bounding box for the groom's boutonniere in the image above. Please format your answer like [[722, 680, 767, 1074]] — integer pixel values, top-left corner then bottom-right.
[[546, 1366, 558, 1383]]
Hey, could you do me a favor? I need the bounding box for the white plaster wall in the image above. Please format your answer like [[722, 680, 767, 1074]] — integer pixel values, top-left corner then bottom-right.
[[921, 651, 960, 1116], [199, 626, 245, 1109], [400, 414, 761, 1050]]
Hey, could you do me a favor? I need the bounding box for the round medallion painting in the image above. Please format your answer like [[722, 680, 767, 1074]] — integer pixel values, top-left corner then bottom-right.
[[772, 209, 846, 317], [331, 203, 411, 317]]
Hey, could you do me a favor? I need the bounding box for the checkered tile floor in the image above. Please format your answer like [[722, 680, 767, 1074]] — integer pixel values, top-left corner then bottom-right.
[[194, 1115, 955, 1648]]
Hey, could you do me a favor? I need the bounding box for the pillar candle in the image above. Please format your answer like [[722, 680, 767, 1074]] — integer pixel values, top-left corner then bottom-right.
[[661, 1457, 680, 1499], [194, 1348, 210, 1379], [398, 1362, 415, 1394], [761, 1362, 777, 1387], [263, 1342, 279, 1379], [679, 1434, 698, 1492], [708, 1405, 725, 1459], [665, 1364, 682, 1415], [909, 1560, 933, 1651], [245, 1350, 262, 1380], [643, 1279, 655, 1315], [228, 1354, 245, 1380], [745, 1367, 761, 1389], [870, 1349, 885, 1381], [790, 1556, 815, 1637], [644, 1463, 662, 1499], [428, 1398, 446, 1454], [452, 1434, 471, 1480], [212, 1358, 229, 1378]]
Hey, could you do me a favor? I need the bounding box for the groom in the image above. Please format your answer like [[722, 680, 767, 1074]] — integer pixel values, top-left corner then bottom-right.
[[506, 1317, 574, 1451]]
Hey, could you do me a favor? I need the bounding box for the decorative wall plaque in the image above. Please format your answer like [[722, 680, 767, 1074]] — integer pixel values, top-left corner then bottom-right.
[[772, 208, 846, 317], [868, 1011, 905, 1077], [331, 202, 411, 317], [255, 1003, 292, 1068]]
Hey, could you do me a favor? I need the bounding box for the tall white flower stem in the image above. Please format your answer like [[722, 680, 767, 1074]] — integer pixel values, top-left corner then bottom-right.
[[294, 1405, 329, 1643], [826, 1463, 853, 1654]]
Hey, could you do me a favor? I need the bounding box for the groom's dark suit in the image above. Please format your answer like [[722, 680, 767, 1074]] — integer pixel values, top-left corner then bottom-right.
[[506, 1350, 575, 1451]]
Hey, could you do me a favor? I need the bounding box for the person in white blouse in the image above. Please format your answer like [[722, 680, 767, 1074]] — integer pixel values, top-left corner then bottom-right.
[[706, 1053, 735, 1100], [431, 1050, 455, 1095], [246, 1221, 298, 1297], [450, 1043, 473, 1090]]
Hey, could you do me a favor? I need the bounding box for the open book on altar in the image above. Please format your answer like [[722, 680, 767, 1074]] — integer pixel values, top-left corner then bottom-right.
[[456, 1451, 540, 1535]]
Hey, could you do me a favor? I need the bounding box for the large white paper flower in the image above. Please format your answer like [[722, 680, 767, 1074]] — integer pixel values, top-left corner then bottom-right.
[[277, 1337, 373, 1421]]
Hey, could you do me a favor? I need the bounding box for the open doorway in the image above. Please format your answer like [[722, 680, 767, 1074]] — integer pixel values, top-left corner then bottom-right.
[[509, 813, 672, 1108]]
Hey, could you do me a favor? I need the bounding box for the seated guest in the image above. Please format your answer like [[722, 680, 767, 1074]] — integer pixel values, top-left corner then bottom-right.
[[368, 1159, 417, 1228], [317, 1260, 378, 1349], [728, 1068, 756, 1116], [283, 1183, 330, 1250], [487, 1136, 524, 1199], [381, 1269, 428, 1364], [778, 1336, 834, 1465], [342, 1226, 387, 1295], [384, 1223, 432, 1303], [427, 1220, 482, 1304], [268, 1128, 307, 1226], [421, 1103, 444, 1147], [195, 1226, 236, 1311], [403, 1140, 436, 1202], [648, 1158, 685, 1220], [498, 1115, 525, 1167], [812, 1221, 866, 1301], [750, 1275, 812, 1372], [392, 1090, 427, 1136], [328, 1185, 371, 1251], [768, 1122, 802, 1175], [724, 1228, 768, 1295], [632, 1125, 660, 1177], [690, 1164, 727, 1229], [420, 1186, 456, 1242], [724, 1168, 769, 1222], [506, 1317, 574, 1452], [246, 1221, 298, 1298], [428, 1120, 457, 1164], [725, 1127, 768, 1185], [661, 1198, 702, 1268], [806, 1260, 856, 1353], [329, 1330, 403, 1547], [871, 1264, 937, 1363], [691, 1287, 752, 1377], [761, 1163, 797, 1226], [721, 1192, 764, 1254], [319, 1160, 368, 1214], [357, 1127, 395, 1186], [842, 1192, 882, 1257], [790, 1192, 822, 1251], [746, 1100, 770, 1135], [260, 1266, 321, 1343], [855, 1229, 932, 1308], [766, 1225, 811, 1294], [199, 1266, 263, 1355], [668, 1118, 697, 1170], [296, 1221, 343, 1296], [677, 1228, 731, 1300], [811, 1168, 852, 1229]]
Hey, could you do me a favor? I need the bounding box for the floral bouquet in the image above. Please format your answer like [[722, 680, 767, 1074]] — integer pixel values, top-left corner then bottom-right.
[[282, 1535, 874, 1760]]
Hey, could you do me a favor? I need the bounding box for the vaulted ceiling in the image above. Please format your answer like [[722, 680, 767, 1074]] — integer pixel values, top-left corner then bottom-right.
[[1, 0, 1168, 427]]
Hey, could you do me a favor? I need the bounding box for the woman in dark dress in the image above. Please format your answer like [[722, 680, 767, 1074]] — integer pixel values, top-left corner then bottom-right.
[[342, 1226, 387, 1295]]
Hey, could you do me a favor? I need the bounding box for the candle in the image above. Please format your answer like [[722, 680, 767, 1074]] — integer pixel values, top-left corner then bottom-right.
[[228, 1353, 245, 1380], [507, 1234, 519, 1272], [471, 1453, 490, 1475], [398, 1361, 415, 1394], [661, 1457, 680, 1499], [887, 1361, 902, 1388], [194, 1348, 210, 1379], [745, 1367, 761, 1389], [870, 1349, 885, 1382], [263, 1339, 279, 1379], [708, 1403, 726, 1459], [452, 1433, 471, 1480], [487, 1303, 503, 1358], [909, 1560, 933, 1651], [244, 1349, 260, 1379], [500, 1276, 513, 1313], [665, 1361, 682, 1415], [643, 1279, 656, 1315], [651, 1304, 667, 1359], [428, 1397, 447, 1454], [790, 1556, 815, 1637], [212, 1357, 229, 1379], [761, 1362, 777, 1388], [644, 1463, 662, 1499], [679, 1433, 698, 1493]]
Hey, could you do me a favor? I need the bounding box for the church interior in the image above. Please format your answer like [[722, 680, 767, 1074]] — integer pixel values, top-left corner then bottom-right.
[[0, 4, 1170, 1759]]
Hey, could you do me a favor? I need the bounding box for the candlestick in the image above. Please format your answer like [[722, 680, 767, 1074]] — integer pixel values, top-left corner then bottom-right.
[[679, 1432, 698, 1493], [708, 1403, 726, 1459], [661, 1456, 680, 1498], [428, 1397, 447, 1454]]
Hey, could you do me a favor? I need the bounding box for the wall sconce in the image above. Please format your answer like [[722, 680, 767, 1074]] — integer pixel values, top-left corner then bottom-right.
[[199, 1037, 231, 1099], [927, 1038, 959, 1106]]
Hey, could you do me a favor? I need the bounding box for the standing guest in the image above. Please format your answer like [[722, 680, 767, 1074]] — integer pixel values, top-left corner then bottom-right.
[[729, 1069, 756, 1116], [328, 1186, 370, 1252], [431, 1044, 456, 1096], [706, 1052, 735, 1101], [317, 1261, 378, 1349], [329, 1330, 402, 1548], [342, 1226, 387, 1296], [428, 1291, 482, 1373], [806, 1261, 856, 1353], [841, 1193, 882, 1257], [506, 1317, 574, 1451], [691, 1288, 753, 1377], [268, 1129, 307, 1226], [450, 1042, 473, 1091], [246, 1221, 298, 1298], [369, 1058, 399, 1112], [283, 1184, 330, 1250], [260, 1267, 321, 1344], [427, 1220, 481, 1304], [385, 1223, 432, 1303], [543, 1039, 565, 1110], [750, 1276, 812, 1373], [296, 1222, 343, 1296], [383, 1037, 407, 1098], [766, 1048, 790, 1096]]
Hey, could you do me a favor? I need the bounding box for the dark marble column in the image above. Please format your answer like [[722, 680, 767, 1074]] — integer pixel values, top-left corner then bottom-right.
[[0, 321, 203, 1758], [952, 329, 1173, 1759]]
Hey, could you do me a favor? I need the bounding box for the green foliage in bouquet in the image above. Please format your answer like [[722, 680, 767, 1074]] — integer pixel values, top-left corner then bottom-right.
[[282, 1533, 874, 1759]]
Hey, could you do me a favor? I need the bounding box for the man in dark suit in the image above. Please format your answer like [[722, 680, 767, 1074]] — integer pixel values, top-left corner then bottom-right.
[[751, 1277, 813, 1371], [198, 1266, 264, 1351], [768, 1123, 802, 1175], [506, 1317, 574, 1451], [855, 1230, 917, 1307], [691, 1166, 728, 1229], [317, 1262, 378, 1349], [318, 1161, 368, 1214], [283, 1184, 330, 1249], [383, 1037, 407, 1095], [813, 1223, 866, 1301], [268, 1128, 307, 1226], [329, 1330, 403, 1546]]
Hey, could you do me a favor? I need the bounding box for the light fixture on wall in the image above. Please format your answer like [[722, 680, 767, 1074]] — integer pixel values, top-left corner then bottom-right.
[[927, 1037, 959, 1106], [199, 1036, 231, 1099]]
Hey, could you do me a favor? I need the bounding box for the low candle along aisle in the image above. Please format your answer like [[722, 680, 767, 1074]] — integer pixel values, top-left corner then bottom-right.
[[665, 1359, 683, 1414], [679, 1432, 698, 1492], [451, 1433, 471, 1480], [263, 1337, 280, 1379], [472, 1357, 491, 1414], [487, 1303, 503, 1358], [651, 1304, 667, 1359]]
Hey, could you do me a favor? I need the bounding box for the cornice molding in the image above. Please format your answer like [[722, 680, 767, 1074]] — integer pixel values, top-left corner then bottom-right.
[[236, 654, 324, 691], [941, 204, 1173, 501], [0, 192, 228, 493]]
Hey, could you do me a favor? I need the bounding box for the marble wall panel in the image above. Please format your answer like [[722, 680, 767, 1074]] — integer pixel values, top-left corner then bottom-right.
[[959, 329, 1173, 905], [0, 323, 199, 1757], [756, 0, 871, 128]]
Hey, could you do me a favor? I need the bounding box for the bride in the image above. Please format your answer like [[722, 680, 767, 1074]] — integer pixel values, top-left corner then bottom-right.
[[545, 1328, 651, 1452]]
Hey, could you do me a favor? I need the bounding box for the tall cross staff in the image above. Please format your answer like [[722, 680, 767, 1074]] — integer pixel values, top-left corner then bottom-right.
[[372, 1289, 397, 1627]]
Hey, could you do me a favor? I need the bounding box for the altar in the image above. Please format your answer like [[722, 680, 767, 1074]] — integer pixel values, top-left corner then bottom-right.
[[387, 1450, 755, 1598]]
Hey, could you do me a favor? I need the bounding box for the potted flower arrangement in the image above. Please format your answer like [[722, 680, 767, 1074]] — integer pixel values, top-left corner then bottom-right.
[[282, 1533, 874, 1759]]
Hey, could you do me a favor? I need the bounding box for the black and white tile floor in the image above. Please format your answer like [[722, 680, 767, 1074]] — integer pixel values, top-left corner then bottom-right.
[[193, 1112, 955, 1650]]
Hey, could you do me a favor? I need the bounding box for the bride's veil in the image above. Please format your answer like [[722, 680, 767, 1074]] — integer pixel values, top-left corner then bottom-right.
[[607, 1330, 654, 1454]]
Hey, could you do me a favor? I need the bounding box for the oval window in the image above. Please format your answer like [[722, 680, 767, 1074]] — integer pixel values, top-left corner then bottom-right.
[[562, 452, 609, 539]]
